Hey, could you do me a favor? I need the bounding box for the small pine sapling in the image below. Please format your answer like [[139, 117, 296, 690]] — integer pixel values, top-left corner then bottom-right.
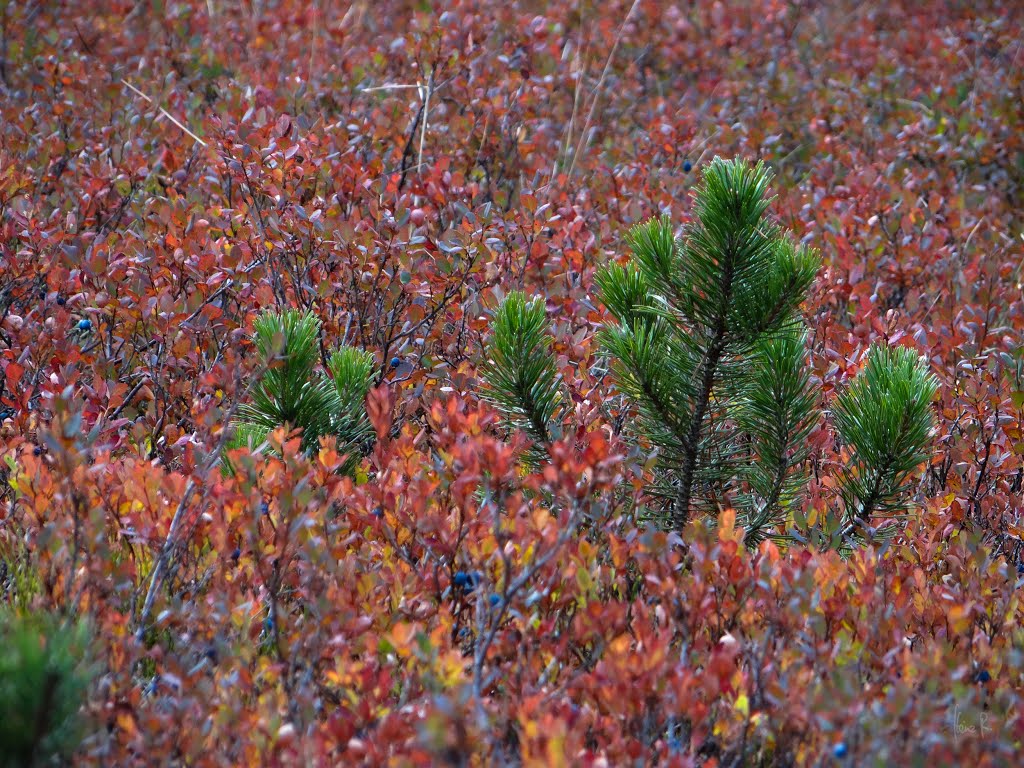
[[225, 308, 376, 476], [480, 292, 565, 466], [597, 157, 819, 537], [482, 158, 938, 549], [832, 344, 938, 541], [0, 609, 94, 766]]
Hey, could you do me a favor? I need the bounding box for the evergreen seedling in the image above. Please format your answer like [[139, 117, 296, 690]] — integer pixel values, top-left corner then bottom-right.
[[483, 158, 938, 547], [481, 292, 564, 466], [0, 609, 93, 767], [833, 344, 938, 534], [597, 157, 818, 535], [226, 309, 376, 476]]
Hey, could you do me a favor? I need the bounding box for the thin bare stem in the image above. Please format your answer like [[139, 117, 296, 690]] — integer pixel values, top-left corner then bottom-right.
[[566, 0, 640, 178], [121, 79, 208, 148]]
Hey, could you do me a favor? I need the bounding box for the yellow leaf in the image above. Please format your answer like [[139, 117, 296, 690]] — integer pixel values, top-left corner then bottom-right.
[[734, 693, 750, 717], [718, 507, 737, 542]]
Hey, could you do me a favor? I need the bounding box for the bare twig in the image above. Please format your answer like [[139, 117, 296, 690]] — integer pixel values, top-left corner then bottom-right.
[[417, 70, 434, 176], [566, 0, 640, 178], [358, 83, 423, 92], [133, 359, 262, 643], [121, 78, 208, 147]]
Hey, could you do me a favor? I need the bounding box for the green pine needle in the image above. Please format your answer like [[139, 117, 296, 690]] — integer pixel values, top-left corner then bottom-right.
[[225, 309, 376, 476], [734, 328, 817, 545], [834, 344, 938, 525], [482, 292, 564, 461], [598, 157, 820, 532]]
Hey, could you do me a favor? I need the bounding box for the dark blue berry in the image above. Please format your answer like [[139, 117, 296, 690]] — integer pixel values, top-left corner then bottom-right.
[[372, 507, 383, 517], [260, 501, 269, 516], [975, 668, 991, 683], [77, 318, 91, 331], [453, 571, 469, 587], [56, 296, 65, 306], [231, 547, 241, 561], [832, 742, 847, 759], [264, 617, 274, 631], [683, 160, 692, 172], [33, 446, 42, 456], [1017, 562, 1024, 575], [488, 594, 501, 607], [390, 356, 401, 368]]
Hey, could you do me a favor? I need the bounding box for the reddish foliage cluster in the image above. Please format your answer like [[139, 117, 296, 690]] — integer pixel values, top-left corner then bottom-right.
[[1, 1, 1023, 765]]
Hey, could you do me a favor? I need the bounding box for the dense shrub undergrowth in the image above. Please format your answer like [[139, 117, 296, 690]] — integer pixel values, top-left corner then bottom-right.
[[1, 1, 1023, 765]]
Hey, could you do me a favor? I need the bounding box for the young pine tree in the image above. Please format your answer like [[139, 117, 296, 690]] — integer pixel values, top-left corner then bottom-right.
[[225, 309, 376, 477], [0, 609, 94, 767], [832, 344, 938, 539], [596, 157, 819, 537], [484, 157, 937, 547], [480, 292, 564, 467]]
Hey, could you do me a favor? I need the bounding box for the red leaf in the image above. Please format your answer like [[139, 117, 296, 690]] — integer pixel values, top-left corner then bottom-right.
[[366, 385, 393, 441], [4, 362, 24, 390]]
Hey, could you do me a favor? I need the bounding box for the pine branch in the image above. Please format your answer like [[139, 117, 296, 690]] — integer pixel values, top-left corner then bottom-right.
[[735, 329, 816, 545], [481, 292, 564, 462], [833, 344, 938, 531]]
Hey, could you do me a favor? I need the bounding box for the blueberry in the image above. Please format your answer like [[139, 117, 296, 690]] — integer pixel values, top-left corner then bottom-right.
[[390, 356, 401, 368], [264, 617, 274, 631], [683, 160, 692, 172], [488, 594, 501, 607], [832, 742, 847, 759], [454, 571, 482, 592], [231, 547, 241, 561], [77, 318, 91, 331], [975, 668, 991, 683], [1017, 562, 1024, 575], [260, 501, 269, 516], [372, 506, 383, 517], [33, 446, 42, 456], [56, 296, 66, 306]]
